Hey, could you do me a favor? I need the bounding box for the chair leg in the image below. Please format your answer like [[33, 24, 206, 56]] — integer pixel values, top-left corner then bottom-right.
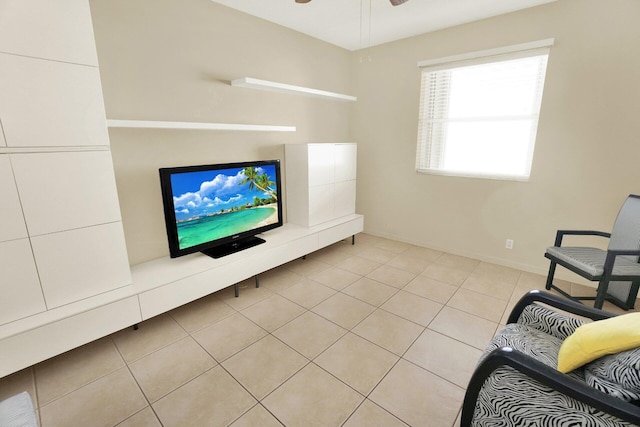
[[625, 281, 640, 310], [545, 261, 557, 290], [594, 279, 609, 310]]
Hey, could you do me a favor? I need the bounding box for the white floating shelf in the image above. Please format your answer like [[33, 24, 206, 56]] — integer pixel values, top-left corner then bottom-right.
[[0, 146, 109, 154], [106, 120, 296, 132], [231, 77, 357, 102]]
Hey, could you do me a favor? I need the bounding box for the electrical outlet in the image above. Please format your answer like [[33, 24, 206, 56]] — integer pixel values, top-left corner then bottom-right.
[[505, 239, 514, 249]]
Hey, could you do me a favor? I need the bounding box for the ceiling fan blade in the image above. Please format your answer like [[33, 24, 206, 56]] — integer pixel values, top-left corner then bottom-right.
[[295, 0, 312, 3]]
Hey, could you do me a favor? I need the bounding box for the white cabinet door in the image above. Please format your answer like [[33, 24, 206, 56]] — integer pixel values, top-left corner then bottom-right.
[[31, 222, 132, 308], [0, 155, 28, 242], [308, 184, 335, 226], [333, 143, 357, 219], [0, 53, 109, 147], [11, 151, 123, 236], [0, 0, 99, 65], [0, 239, 46, 325], [308, 144, 335, 187], [334, 143, 357, 182], [334, 180, 356, 218]]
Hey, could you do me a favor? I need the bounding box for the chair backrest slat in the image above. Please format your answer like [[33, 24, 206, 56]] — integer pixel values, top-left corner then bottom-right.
[[608, 194, 640, 262]]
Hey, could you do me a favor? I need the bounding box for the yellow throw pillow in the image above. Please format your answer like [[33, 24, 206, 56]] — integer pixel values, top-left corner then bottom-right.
[[557, 312, 640, 373]]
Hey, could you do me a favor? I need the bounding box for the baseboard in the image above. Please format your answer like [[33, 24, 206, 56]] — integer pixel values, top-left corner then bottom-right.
[[361, 228, 549, 277]]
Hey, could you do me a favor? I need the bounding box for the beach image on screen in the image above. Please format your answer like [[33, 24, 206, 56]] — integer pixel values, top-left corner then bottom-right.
[[170, 165, 279, 250]]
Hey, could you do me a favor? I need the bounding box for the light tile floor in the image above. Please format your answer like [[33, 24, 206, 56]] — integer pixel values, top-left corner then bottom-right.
[[1, 233, 635, 426]]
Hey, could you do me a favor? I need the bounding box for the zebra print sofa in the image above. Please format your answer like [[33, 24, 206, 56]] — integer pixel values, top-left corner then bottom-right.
[[461, 290, 640, 426]]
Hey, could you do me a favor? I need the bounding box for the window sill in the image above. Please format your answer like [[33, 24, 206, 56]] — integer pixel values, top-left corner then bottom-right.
[[416, 168, 530, 182]]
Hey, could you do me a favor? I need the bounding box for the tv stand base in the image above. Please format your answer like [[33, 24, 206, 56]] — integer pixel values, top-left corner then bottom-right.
[[201, 236, 265, 259]]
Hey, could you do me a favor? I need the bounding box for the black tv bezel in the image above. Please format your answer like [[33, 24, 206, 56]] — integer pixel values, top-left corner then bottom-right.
[[159, 159, 283, 259]]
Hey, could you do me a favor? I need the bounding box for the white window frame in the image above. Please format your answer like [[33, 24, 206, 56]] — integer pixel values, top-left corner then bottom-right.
[[415, 39, 554, 181]]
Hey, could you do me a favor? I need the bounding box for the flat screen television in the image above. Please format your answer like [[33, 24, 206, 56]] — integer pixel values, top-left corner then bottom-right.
[[159, 160, 283, 259]]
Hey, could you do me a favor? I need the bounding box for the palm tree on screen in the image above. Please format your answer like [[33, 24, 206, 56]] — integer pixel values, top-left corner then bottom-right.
[[256, 173, 276, 200], [240, 167, 278, 201]]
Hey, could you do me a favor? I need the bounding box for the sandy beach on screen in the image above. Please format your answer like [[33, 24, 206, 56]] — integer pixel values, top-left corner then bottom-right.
[[255, 204, 279, 227]]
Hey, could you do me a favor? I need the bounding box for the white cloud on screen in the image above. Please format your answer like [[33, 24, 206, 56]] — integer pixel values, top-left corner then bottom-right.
[[173, 170, 250, 217]]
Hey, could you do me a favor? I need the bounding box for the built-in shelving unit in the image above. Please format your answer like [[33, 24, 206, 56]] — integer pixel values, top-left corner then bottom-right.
[[231, 77, 357, 102], [106, 119, 296, 132]]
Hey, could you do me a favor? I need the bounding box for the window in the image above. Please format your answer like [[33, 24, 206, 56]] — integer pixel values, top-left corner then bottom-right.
[[416, 39, 553, 180]]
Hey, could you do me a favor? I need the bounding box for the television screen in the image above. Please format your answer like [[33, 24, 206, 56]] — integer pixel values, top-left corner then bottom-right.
[[159, 160, 283, 258]]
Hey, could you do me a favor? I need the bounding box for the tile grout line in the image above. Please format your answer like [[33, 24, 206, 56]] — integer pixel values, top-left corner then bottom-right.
[[10, 233, 563, 426], [109, 333, 163, 425]]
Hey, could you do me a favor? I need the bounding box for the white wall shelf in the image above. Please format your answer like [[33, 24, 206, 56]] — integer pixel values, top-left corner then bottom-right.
[[107, 119, 296, 132], [0, 146, 109, 154], [231, 77, 357, 102]]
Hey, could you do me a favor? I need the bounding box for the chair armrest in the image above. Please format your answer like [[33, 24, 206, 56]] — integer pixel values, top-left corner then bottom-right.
[[553, 229, 611, 247], [608, 249, 640, 256], [601, 249, 640, 282], [507, 290, 614, 324], [460, 347, 640, 426]]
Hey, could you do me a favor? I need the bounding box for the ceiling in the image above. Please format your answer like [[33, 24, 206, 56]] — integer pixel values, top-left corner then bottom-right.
[[210, 0, 557, 51]]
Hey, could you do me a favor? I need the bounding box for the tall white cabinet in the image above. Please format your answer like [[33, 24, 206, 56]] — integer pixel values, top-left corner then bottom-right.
[[285, 143, 357, 227], [0, 0, 138, 375]]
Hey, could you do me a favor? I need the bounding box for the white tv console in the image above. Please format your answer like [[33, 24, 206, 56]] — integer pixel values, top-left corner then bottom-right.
[[132, 214, 363, 320], [0, 214, 363, 377]]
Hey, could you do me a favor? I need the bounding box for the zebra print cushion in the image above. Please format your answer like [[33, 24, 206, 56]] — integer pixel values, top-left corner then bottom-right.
[[585, 347, 640, 401], [481, 322, 584, 382], [471, 366, 636, 426], [516, 303, 585, 341], [481, 323, 562, 367]]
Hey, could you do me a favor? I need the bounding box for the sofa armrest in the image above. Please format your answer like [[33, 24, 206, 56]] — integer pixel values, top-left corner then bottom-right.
[[508, 290, 615, 325], [461, 347, 640, 426]]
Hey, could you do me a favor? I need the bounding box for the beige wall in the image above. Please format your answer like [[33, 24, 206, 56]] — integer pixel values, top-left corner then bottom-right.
[[92, 0, 640, 279], [89, 0, 353, 264], [351, 0, 640, 278]]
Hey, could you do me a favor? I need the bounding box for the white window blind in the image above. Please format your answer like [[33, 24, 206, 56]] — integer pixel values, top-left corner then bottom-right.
[[416, 40, 553, 180]]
